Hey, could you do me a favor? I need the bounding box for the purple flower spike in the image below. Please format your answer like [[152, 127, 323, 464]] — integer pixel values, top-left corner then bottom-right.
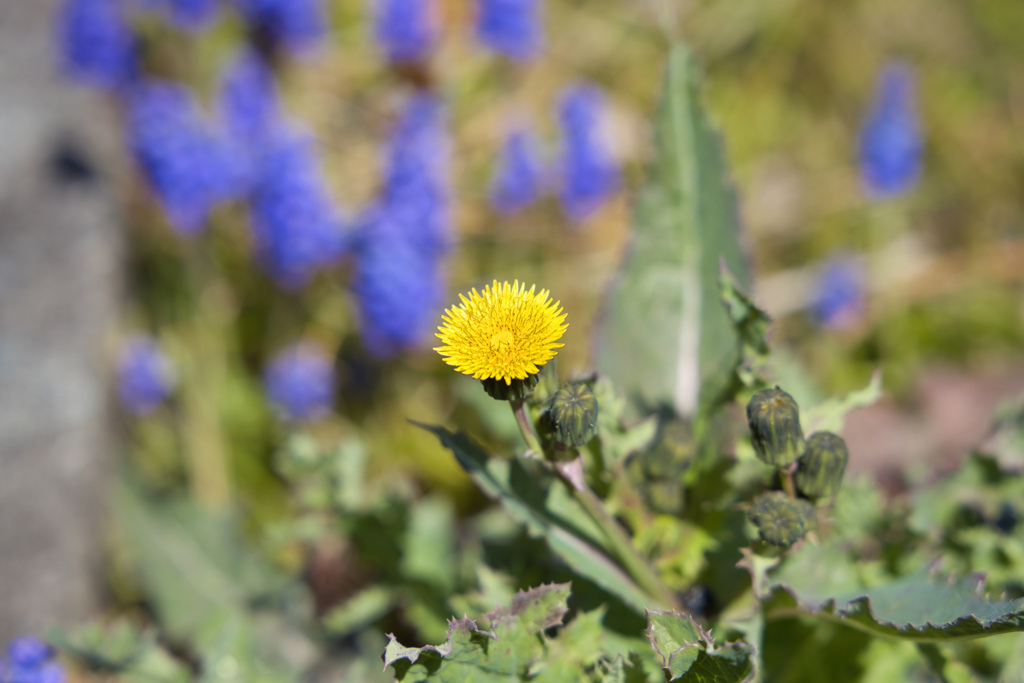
[[118, 337, 175, 415], [859, 62, 923, 200], [381, 93, 451, 253], [476, 0, 542, 62], [375, 0, 438, 63], [4, 637, 65, 683], [558, 84, 620, 223], [218, 48, 281, 144], [264, 343, 335, 421], [249, 129, 344, 289], [352, 214, 445, 357], [127, 80, 247, 236], [812, 255, 865, 330], [491, 128, 544, 214], [56, 0, 137, 91], [230, 0, 328, 56]]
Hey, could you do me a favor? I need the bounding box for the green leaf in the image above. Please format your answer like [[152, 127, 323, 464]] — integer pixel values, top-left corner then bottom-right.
[[646, 609, 754, 682], [114, 479, 314, 680], [800, 370, 883, 434], [718, 262, 771, 391], [419, 423, 656, 613], [322, 585, 396, 637], [593, 43, 749, 420], [767, 566, 1024, 641], [384, 584, 572, 681]]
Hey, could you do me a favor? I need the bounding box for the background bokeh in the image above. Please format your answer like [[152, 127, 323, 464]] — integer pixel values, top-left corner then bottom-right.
[[2, 0, 1024, 670]]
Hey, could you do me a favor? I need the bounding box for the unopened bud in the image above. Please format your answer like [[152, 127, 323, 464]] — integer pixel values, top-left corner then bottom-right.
[[749, 491, 815, 547], [549, 381, 599, 447], [794, 432, 849, 500], [747, 387, 805, 468], [482, 374, 539, 401]]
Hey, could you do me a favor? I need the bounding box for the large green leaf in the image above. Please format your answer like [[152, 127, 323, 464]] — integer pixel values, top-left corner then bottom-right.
[[114, 479, 314, 681], [646, 609, 754, 682], [593, 43, 749, 420], [419, 423, 657, 613], [767, 558, 1024, 641]]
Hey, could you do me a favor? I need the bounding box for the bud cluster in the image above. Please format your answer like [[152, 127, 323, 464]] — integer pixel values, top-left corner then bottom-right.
[[744, 386, 852, 547]]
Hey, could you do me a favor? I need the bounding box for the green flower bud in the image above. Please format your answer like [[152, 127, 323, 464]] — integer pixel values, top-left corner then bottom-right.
[[482, 374, 539, 401], [748, 492, 815, 547], [795, 431, 849, 500], [643, 417, 695, 480], [746, 387, 805, 468], [549, 381, 599, 447]]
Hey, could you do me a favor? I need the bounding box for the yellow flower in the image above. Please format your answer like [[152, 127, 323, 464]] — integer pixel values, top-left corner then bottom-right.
[[434, 280, 568, 385]]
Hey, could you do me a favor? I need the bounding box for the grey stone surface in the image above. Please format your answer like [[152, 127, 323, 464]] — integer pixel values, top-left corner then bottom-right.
[[0, 0, 123, 639]]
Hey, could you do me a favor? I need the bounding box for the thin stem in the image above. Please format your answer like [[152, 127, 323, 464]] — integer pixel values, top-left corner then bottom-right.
[[510, 397, 544, 455], [782, 469, 797, 498], [508, 399, 679, 610]]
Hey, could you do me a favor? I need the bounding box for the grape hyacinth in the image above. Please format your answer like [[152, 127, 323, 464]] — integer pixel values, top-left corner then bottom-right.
[[127, 80, 247, 235], [56, 0, 137, 91], [2, 637, 65, 683], [353, 93, 450, 356], [230, 0, 327, 56], [375, 0, 438, 63], [264, 343, 335, 421], [248, 129, 344, 288], [476, 0, 542, 62], [491, 128, 544, 213], [380, 93, 450, 253], [140, 0, 220, 30], [218, 48, 281, 144], [117, 337, 175, 415], [859, 62, 922, 200], [558, 84, 620, 222], [811, 255, 865, 329], [353, 212, 445, 357]]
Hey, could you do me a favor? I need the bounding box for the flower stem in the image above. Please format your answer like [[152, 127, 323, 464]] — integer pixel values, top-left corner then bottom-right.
[[508, 400, 679, 610], [510, 397, 544, 455]]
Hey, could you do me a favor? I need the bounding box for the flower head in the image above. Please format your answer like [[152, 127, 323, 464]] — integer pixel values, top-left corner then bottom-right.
[[127, 80, 247, 235], [491, 128, 544, 214], [4, 637, 65, 683], [859, 62, 922, 199], [264, 343, 335, 421], [56, 0, 138, 91], [435, 280, 567, 384], [118, 337, 176, 415], [229, 0, 327, 56], [812, 255, 864, 329], [476, 0, 542, 62], [375, 0, 438, 63], [558, 84, 620, 222], [217, 48, 281, 144], [248, 129, 344, 288]]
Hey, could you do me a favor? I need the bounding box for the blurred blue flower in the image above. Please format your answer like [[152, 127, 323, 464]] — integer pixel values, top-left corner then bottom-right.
[[127, 80, 247, 235], [491, 128, 544, 213], [558, 84, 619, 222], [56, 0, 137, 91], [264, 343, 334, 421], [859, 62, 922, 200], [352, 213, 445, 357], [476, 0, 541, 62], [249, 129, 344, 288], [137, 0, 219, 30], [118, 337, 175, 415], [380, 93, 450, 253], [375, 0, 437, 63], [3, 637, 65, 683], [230, 0, 327, 55], [218, 48, 281, 144], [811, 255, 865, 329]]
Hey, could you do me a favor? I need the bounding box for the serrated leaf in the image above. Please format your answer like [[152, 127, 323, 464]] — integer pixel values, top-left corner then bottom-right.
[[594, 43, 749, 420], [767, 567, 1024, 641], [800, 370, 883, 434], [384, 584, 572, 681], [418, 423, 656, 613], [719, 262, 771, 391], [646, 610, 754, 682]]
